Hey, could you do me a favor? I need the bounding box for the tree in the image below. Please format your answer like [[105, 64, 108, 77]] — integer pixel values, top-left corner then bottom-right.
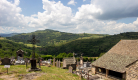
[[99, 53, 105, 57], [0, 44, 2, 48], [67, 53, 73, 57]]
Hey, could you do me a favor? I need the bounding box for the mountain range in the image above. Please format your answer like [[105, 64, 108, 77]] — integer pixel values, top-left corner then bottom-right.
[[1, 29, 138, 57]]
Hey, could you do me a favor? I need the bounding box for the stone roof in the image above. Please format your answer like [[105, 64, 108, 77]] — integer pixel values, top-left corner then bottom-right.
[[16, 49, 24, 53], [92, 40, 138, 73]]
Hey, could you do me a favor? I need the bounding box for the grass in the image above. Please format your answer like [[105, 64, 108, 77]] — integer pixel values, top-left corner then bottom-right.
[[0, 65, 82, 80]]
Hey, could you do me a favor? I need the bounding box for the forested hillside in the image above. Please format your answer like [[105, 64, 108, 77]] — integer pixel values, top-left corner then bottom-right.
[[6, 29, 107, 46], [2, 31, 138, 58], [0, 38, 33, 58], [37, 32, 138, 57]]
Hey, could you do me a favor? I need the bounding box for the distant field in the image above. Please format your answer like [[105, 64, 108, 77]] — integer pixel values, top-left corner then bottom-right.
[[0, 65, 82, 80], [24, 44, 41, 47], [0, 37, 5, 40], [0, 38, 41, 48]]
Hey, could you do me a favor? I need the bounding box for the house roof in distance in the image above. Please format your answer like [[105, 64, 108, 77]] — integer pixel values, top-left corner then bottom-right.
[[92, 40, 138, 73]]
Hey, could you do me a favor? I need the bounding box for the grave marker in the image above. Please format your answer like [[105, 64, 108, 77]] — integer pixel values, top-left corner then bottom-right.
[[69, 65, 73, 73], [1, 58, 11, 65], [80, 54, 83, 66], [59, 60, 60, 68], [27, 35, 41, 71], [16, 49, 24, 60], [53, 58, 55, 66], [4, 65, 10, 74], [56, 60, 59, 67]]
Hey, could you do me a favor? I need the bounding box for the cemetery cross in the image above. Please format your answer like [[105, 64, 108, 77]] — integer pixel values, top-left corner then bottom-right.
[[27, 35, 40, 70], [27, 35, 39, 59]]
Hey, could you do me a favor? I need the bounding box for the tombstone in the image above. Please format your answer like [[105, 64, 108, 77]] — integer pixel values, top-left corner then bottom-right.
[[25, 58, 28, 69], [80, 55, 83, 66], [38, 57, 41, 68], [69, 65, 73, 73], [77, 59, 80, 65], [86, 61, 90, 67], [58, 60, 60, 68], [63, 59, 66, 68], [1, 58, 12, 65], [53, 58, 55, 66], [48, 59, 52, 65], [56, 60, 59, 67], [16, 49, 24, 60]]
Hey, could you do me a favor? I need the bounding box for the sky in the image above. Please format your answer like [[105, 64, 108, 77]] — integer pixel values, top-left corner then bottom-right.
[[0, 0, 138, 35]]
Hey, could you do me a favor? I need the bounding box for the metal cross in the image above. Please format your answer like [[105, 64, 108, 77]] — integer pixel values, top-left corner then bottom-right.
[[27, 35, 39, 59]]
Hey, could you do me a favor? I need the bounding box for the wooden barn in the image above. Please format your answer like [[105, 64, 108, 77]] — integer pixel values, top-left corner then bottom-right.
[[92, 40, 138, 80]]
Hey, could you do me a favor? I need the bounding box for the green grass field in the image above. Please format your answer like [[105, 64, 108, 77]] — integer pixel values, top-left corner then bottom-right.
[[0, 65, 83, 80]]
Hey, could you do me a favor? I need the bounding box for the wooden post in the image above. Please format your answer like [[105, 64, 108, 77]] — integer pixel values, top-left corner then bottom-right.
[[106, 69, 109, 77], [7, 68, 8, 74], [87, 71, 89, 80], [26, 62, 27, 69], [81, 70, 82, 80]]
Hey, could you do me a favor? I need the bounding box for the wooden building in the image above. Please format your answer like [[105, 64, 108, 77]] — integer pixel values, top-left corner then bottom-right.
[[92, 40, 138, 80]]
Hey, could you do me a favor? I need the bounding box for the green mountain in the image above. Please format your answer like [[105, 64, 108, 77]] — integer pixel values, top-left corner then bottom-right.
[[37, 32, 138, 57], [6, 29, 107, 46]]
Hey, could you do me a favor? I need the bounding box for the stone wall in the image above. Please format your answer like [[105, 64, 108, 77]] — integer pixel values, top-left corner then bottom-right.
[[91, 66, 96, 74], [126, 61, 138, 80]]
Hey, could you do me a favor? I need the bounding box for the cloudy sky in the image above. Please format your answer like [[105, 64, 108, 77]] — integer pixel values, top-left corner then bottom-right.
[[0, 0, 138, 34]]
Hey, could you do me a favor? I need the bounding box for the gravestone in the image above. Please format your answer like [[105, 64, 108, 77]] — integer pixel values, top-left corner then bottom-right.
[[38, 57, 41, 68], [86, 61, 90, 67], [16, 49, 24, 60], [58, 60, 60, 68], [50, 59, 52, 65], [56, 60, 59, 67], [25, 58, 28, 69], [69, 65, 73, 73], [80, 54, 83, 66], [1, 58, 11, 65], [53, 58, 55, 66]]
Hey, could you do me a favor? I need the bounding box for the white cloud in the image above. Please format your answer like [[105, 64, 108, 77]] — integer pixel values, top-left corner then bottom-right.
[[0, 0, 29, 28], [133, 18, 138, 26], [27, 0, 74, 29], [83, 0, 86, 2], [67, 0, 77, 5], [14, 0, 20, 6], [0, 0, 138, 35], [91, 0, 138, 20]]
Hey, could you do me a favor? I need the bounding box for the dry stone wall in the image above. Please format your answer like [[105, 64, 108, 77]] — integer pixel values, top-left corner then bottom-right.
[[126, 61, 138, 80]]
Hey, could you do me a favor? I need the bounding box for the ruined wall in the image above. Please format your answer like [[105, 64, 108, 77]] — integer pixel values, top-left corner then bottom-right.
[[126, 61, 138, 80]]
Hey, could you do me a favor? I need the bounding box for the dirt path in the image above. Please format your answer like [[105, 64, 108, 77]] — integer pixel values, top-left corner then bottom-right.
[[0, 72, 46, 80]]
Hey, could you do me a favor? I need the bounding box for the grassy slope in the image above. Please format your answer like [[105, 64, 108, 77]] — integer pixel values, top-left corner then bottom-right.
[[0, 65, 82, 80]]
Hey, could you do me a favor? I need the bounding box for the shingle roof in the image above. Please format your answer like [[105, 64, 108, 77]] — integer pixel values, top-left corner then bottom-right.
[[92, 40, 138, 73]]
